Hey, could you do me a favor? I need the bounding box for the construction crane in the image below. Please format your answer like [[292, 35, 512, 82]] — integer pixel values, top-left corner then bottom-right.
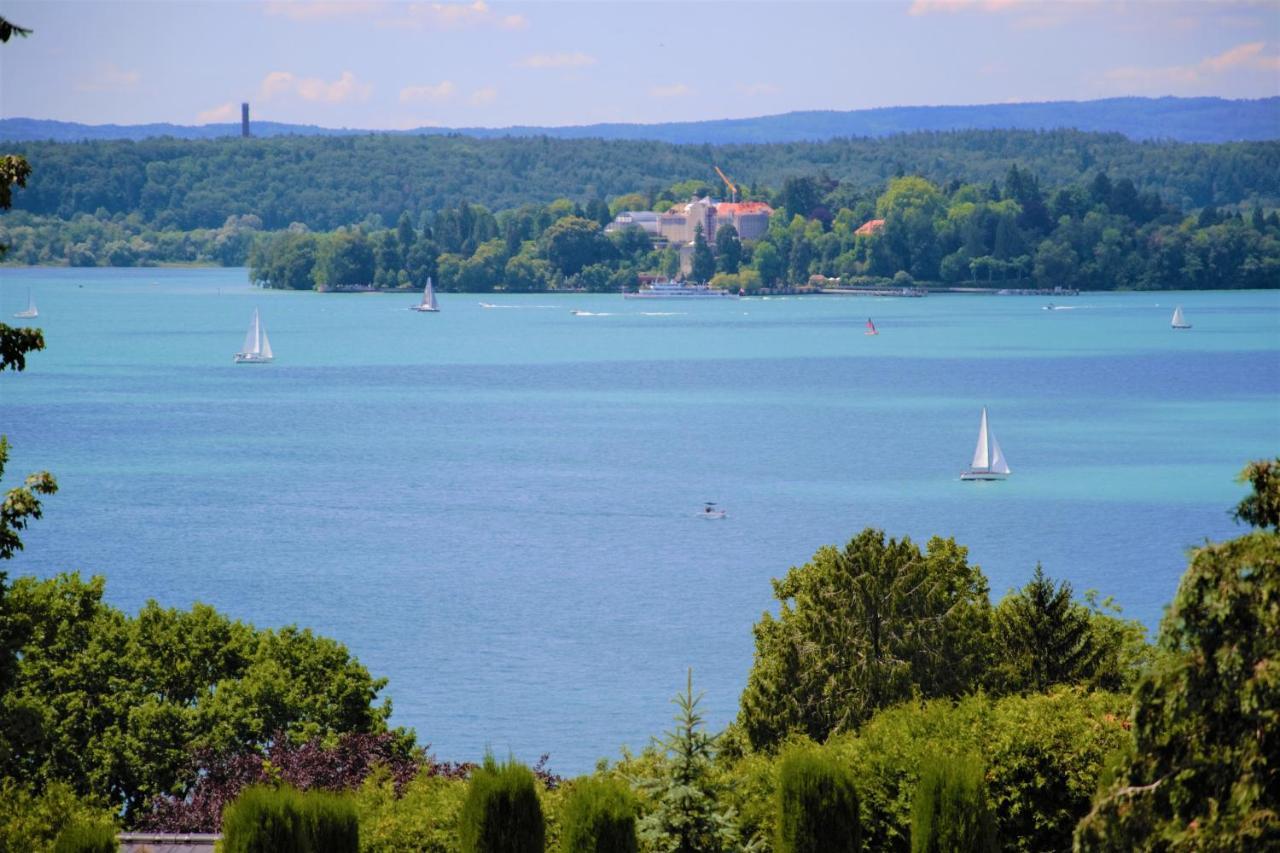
[[714, 165, 738, 203]]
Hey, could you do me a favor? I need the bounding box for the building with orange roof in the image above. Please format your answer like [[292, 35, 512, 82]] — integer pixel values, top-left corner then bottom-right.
[[855, 218, 886, 236]]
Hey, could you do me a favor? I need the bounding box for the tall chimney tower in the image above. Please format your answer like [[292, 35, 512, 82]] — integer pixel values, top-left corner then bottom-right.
[[241, 103, 250, 138]]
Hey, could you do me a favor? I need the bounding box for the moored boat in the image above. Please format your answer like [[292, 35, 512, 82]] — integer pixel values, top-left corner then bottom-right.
[[625, 280, 738, 299]]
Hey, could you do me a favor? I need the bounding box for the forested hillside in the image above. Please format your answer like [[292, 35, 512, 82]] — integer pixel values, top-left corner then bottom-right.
[[3, 96, 1277, 144], [6, 130, 1279, 232]]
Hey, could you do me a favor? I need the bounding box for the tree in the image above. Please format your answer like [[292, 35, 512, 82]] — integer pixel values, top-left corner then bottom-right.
[[1032, 239, 1076, 289], [560, 777, 638, 853], [1076, 481, 1280, 849], [775, 746, 860, 853], [637, 671, 742, 853], [737, 529, 992, 750], [314, 231, 375, 289], [1232, 457, 1280, 529], [459, 755, 545, 853], [752, 242, 783, 288], [714, 224, 741, 274], [691, 224, 715, 283], [990, 565, 1104, 693], [910, 753, 997, 853], [543, 216, 612, 277], [0, 573, 404, 821]]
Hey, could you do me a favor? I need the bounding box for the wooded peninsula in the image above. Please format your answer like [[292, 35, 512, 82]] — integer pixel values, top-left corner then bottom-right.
[[2, 130, 1278, 292]]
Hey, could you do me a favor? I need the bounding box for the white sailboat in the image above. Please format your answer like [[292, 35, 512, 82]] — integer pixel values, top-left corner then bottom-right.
[[13, 290, 38, 319], [1171, 305, 1191, 329], [233, 308, 274, 364], [411, 277, 440, 312], [960, 407, 1011, 481]]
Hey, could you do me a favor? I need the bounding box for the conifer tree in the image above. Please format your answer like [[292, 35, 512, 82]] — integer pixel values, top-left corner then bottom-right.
[[637, 671, 742, 853], [992, 564, 1102, 693], [691, 224, 716, 283], [911, 753, 997, 853]]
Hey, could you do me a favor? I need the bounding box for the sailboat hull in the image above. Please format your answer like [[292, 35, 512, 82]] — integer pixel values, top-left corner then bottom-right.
[[960, 471, 1009, 481], [233, 353, 274, 364], [410, 305, 440, 312]]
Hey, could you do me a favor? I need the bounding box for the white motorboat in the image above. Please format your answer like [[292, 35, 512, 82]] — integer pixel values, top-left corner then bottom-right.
[[700, 502, 727, 519], [234, 308, 274, 364], [960, 407, 1010, 481]]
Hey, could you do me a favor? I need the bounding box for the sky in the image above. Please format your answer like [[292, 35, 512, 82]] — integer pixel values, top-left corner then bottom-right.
[[1, 0, 1278, 129]]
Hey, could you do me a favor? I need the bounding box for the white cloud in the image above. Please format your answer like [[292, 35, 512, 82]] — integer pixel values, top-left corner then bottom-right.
[[470, 86, 498, 105], [196, 102, 240, 123], [649, 83, 692, 98], [1105, 40, 1279, 87], [259, 70, 373, 103], [737, 82, 781, 97], [379, 1, 528, 31], [519, 52, 597, 69], [400, 81, 457, 102], [75, 63, 141, 93]]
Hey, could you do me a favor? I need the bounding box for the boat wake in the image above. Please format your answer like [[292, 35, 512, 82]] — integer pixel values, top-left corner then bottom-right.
[[639, 311, 685, 316], [570, 310, 615, 317]]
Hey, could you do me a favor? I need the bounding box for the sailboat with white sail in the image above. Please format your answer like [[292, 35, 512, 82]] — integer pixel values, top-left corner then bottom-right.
[[1171, 305, 1191, 329], [13, 291, 37, 319], [411, 277, 440, 312], [234, 309, 274, 364], [960, 407, 1011, 481]]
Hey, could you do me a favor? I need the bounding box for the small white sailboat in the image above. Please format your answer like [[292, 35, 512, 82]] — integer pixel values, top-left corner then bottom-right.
[[865, 318, 878, 336], [960, 407, 1011, 481], [411, 277, 440, 312], [1171, 305, 1191, 329], [233, 308, 274, 364], [13, 291, 38, 319]]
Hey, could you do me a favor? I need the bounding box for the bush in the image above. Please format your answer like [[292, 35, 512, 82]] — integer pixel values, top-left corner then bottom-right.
[[0, 781, 115, 853], [459, 756, 545, 853], [50, 822, 116, 853], [559, 777, 637, 853], [301, 790, 358, 853], [910, 754, 996, 853], [220, 784, 357, 853], [354, 769, 469, 853], [776, 746, 861, 853]]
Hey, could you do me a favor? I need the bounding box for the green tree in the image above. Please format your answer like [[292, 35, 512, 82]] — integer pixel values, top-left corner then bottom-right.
[[752, 242, 783, 288], [459, 755, 545, 853], [1032, 239, 1077, 289], [990, 564, 1104, 693], [248, 232, 317, 291], [314, 230, 375, 289], [715, 224, 742, 274], [0, 573, 403, 820], [559, 776, 637, 853], [1232, 457, 1280, 529], [637, 671, 742, 853], [691, 224, 716, 283], [543, 216, 612, 277], [910, 754, 997, 853], [737, 529, 992, 750], [1076, 500, 1280, 848], [775, 746, 860, 853]]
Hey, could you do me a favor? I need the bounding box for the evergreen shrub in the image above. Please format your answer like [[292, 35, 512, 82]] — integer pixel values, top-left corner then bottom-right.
[[220, 784, 358, 853], [459, 755, 546, 853], [775, 746, 861, 853], [559, 776, 637, 853], [51, 821, 117, 853], [910, 753, 997, 853]]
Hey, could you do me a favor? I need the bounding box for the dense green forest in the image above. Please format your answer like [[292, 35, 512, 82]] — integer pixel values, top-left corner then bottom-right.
[[5, 130, 1280, 230], [3, 131, 1279, 291]]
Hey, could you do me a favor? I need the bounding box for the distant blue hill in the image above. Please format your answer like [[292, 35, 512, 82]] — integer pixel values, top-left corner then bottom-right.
[[2, 97, 1277, 144]]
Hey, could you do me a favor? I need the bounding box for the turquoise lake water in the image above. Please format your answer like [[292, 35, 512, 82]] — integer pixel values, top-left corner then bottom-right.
[[2, 266, 1278, 773]]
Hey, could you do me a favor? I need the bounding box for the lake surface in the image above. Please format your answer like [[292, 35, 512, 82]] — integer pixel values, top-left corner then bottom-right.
[[2, 266, 1278, 773]]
